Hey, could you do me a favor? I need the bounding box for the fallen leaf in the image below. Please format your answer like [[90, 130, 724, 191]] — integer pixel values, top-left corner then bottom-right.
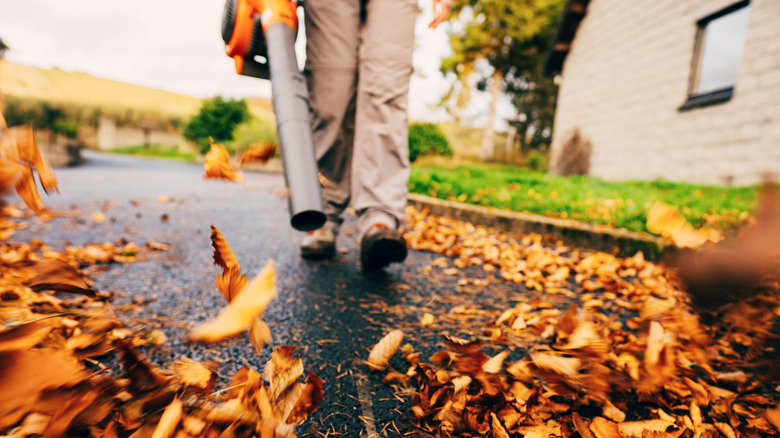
[[618, 419, 675, 437], [368, 329, 404, 371]]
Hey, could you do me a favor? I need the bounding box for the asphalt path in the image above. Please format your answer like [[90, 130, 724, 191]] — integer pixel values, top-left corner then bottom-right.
[[10, 151, 535, 436]]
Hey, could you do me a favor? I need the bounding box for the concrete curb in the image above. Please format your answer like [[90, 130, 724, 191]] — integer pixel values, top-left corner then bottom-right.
[[407, 193, 675, 262], [241, 165, 675, 262]]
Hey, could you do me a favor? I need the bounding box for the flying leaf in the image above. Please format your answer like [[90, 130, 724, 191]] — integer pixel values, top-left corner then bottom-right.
[[482, 350, 509, 373], [647, 202, 722, 248], [239, 141, 277, 166], [285, 373, 324, 425], [210, 224, 240, 273], [151, 398, 183, 438], [173, 358, 215, 391], [249, 317, 272, 355], [14, 166, 45, 213], [264, 346, 304, 403], [0, 159, 24, 194], [203, 139, 244, 183], [188, 262, 276, 342], [530, 352, 581, 378], [368, 329, 404, 371]]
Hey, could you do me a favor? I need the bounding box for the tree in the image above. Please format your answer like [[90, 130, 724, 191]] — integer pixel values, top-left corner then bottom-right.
[[184, 96, 250, 153], [441, 0, 564, 160]]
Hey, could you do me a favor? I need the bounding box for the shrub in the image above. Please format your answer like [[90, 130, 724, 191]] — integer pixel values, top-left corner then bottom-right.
[[526, 150, 548, 172], [53, 120, 79, 139], [183, 96, 250, 154], [408, 122, 452, 162]]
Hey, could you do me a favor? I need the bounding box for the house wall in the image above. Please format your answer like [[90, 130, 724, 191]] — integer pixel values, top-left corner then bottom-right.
[[549, 0, 780, 186]]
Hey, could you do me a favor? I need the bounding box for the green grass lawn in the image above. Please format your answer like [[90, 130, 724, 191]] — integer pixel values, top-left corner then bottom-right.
[[108, 143, 196, 163], [409, 160, 758, 235]]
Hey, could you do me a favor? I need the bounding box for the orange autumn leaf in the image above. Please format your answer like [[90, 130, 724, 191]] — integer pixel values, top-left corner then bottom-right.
[[151, 398, 182, 438], [589, 417, 622, 438], [0, 158, 23, 194], [647, 202, 722, 248], [285, 373, 324, 425], [173, 358, 215, 391], [240, 141, 277, 166], [368, 329, 404, 371], [203, 139, 244, 183], [210, 224, 248, 302], [210, 224, 240, 272], [187, 262, 276, 343], [14, 166, 45, 213]]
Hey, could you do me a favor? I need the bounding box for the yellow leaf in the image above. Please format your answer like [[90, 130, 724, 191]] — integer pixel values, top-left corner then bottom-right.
[[647, 202, 722, 248], [420, 313, 435, 327], [368, 329, 404, 371], [173, 359, 214, 390], [482, 350, 509, 373], [188, 262, 276, 342], [203, 139, 244, 183], [617, 419, 676, 437], [530, 352, 581, 378], [151, 398, 182, 438]]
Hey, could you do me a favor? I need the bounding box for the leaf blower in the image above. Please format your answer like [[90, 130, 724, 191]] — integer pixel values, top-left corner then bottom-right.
[[222, 0, 326, 232]]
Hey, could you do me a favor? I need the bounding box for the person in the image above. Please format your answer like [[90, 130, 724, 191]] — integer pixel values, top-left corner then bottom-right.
[[300, 0, 452, 269]]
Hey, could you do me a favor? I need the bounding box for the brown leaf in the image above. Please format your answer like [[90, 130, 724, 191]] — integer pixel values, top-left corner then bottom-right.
[[442, 333, 483, 355], [0, 350, 86, 429], [530, 352, 581, 378], [249, 317, 272, 355], [285, 373, 324, 425], [216, 269, 248, 304], [188, 262, 276, 342], [490, 412, 510, 438], [15, 166, 45, 213], [118, 342, 167, 392], [210, 224, 240, 273], [239, 141, 277, 166], [0, 319, 57, 353], [43, 390, 99, 437], [0, 158, 24, 194], [11, 259, 94, 295], [766, 405, 780, 433], [203, 139, 244, 183], [368, 329, 404, 371], [265, 346, 304, 403], [573, 412, 596, 438]]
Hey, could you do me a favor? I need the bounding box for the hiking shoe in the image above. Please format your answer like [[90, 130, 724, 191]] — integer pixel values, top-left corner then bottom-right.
[[360, 224, 407, 269], [301, 227, 337, 258]]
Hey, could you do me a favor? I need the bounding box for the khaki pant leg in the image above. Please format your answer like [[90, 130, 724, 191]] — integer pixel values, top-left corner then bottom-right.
[[303, 0, 361, 228], [352, 0, 418, 232]]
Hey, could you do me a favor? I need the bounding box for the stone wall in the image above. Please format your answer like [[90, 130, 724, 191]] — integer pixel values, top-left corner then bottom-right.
[[97, 117, 185, 150], [549, 0, 780, 185]]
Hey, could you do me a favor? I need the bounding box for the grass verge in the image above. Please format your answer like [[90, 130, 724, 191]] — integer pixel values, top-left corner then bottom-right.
[[108, 143, 197, 162], [409, 161, 758, 235]]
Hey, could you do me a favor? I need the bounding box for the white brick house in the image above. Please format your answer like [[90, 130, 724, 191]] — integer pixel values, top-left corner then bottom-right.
[[545, 0, 780, 186]]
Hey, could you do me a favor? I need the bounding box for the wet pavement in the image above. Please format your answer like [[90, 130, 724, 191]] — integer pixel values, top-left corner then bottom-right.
[[10, 151, 534, 436]]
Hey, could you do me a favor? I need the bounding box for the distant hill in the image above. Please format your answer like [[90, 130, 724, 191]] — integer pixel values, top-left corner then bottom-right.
[[0, 61, 274, 121]]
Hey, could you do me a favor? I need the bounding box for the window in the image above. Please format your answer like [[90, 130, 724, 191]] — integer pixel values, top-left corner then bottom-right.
[[680, 1, 751, 110]]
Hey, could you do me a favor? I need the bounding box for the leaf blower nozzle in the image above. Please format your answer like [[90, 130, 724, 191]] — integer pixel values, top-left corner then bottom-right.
[[222, 0, 326, 232]]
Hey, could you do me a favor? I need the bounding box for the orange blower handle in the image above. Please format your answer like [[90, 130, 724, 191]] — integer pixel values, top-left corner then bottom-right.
[[224, 0, 298, 77]]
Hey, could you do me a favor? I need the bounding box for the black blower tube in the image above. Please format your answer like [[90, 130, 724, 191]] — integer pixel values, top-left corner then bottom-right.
[[265, 23, 326, 232]]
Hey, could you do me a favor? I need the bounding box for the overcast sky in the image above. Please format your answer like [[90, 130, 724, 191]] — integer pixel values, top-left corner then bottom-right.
[[0, 0, 473, 123]]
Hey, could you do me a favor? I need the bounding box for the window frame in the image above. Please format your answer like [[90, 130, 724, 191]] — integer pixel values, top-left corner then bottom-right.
[[679, 0, 750, 111]]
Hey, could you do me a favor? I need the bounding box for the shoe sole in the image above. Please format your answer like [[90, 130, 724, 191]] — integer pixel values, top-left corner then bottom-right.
[[300, 245, 336, 259], [361, 236, 407, 269]]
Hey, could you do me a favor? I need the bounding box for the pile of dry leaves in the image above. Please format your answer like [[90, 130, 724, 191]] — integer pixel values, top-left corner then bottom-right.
[[379, 196, 780, 437], [0, 129, 320, 436]]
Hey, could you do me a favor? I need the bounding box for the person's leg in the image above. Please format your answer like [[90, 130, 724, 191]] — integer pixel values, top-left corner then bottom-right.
[[353, 0, 417, 267], [303, 0, 361, 231]]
